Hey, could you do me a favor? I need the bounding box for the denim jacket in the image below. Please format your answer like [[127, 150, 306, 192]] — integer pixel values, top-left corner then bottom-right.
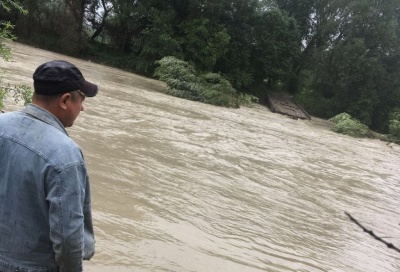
[[0, 104, 95, 272]]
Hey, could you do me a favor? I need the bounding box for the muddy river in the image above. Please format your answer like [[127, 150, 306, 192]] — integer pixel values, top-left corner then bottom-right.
[[2, 42, 400, 271]]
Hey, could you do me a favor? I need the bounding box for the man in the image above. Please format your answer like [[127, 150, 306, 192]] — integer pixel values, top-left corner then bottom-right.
[[0, 60, 98, 271]]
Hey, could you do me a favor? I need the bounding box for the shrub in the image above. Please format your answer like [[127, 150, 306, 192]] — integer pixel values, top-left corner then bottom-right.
[[329, 113, 375, 138], [238, 93, 259, 107], [155, 56, 250, 108], [388, 109, 400, 142], [200, 73, 238, 107], [155, 56, 202, 100]]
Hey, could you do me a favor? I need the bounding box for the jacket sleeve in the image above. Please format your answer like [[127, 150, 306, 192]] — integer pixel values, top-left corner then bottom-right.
[[83, 173, 95, 260], [46, 162, 88, 272]]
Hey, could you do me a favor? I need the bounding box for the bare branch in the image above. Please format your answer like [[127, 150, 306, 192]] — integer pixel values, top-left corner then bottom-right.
[[345, 212, 400, 254]]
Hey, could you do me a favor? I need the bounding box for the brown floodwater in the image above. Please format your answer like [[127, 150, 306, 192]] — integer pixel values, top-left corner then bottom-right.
[[2, 42, 400, 272]]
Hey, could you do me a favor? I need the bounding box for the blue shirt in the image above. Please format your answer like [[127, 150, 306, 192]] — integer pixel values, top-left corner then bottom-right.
[[0, 104, 95, 272]]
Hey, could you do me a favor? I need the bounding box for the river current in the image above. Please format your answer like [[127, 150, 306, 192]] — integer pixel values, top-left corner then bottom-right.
[[2, 43, 400, 271]]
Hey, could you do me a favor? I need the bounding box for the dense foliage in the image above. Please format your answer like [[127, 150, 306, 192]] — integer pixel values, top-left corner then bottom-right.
[[2, 0, 400, 133]]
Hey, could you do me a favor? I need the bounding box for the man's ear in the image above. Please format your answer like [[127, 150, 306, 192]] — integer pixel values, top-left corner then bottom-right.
[[59, 93, 71, 110]]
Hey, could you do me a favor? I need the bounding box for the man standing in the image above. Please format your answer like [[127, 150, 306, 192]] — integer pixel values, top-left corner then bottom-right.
[[0, 60, 98, 271]]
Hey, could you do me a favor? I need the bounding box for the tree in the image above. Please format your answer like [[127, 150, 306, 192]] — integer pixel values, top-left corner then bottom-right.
[[278, 0, 400, 132], [104, 0, 145, 53], [86, 0, 114, 42], [179, 18, 230, 71], [251, 8, 300, 88], [64, 0, 85, 38], [276, 0, 353, 90], [214, 0, 277, 90], [310, 0, 400, 130], [134, 6, 183, 73], [5, 0, 85, 54]]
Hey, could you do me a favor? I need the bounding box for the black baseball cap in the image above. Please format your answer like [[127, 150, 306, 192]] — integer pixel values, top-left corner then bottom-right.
[[33, 60, 98, 97]]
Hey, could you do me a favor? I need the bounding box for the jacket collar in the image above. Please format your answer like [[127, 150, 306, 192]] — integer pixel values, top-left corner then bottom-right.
[[21, 104, 69, 136]]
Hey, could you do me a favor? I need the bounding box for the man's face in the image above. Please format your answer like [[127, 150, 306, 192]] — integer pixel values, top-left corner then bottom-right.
[[62, 90, 85, 127]]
